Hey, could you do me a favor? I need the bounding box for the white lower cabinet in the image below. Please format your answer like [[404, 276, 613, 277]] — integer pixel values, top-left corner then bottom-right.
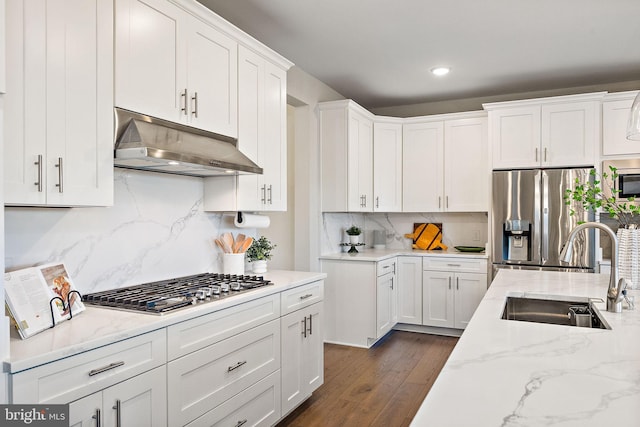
[[69, 366, 167, 427], [322, 258, 396, 348], [397, 256, 423, 325], [186, 371, 281, 427], [281, 302, 324, 416], [422, 257, 488, 329], [10, 279, 326, 427], [167, 319, 281, 426]]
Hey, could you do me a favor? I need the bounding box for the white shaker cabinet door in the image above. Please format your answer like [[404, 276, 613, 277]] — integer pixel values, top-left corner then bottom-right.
[[444, 117, 488, 212], [402, 121, 444, 212], [602, 93, 640, 156], [373, 121, 403, 212], [115, 0, 184, 123], [453, 272, 487, 329], [5, 0, 113, 207], [103, 366, 167, 427], [541, 101, 597, 167], [422, 271, 454, 328], [185, 17, 238, 137], [489, 105, 540, 169], [397, 256, 423, 325], [69, 393, 102, 427], [347, 112, 374, 211]]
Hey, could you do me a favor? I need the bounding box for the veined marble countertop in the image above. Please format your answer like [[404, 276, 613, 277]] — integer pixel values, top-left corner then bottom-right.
[[319, 247, 489, 262], [5, 270, 326, 373], [411, 269, 640, 427]]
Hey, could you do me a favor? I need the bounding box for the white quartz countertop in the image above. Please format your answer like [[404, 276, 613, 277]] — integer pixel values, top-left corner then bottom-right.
[[5, 270, 326, 373], [319, 248, 488, 262], [410, 269, 640, 427]]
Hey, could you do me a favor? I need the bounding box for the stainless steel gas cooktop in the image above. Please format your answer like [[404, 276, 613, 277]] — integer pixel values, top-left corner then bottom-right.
[[82, 273, 272, 315]]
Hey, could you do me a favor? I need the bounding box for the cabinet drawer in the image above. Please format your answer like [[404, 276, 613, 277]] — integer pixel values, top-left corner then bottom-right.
[[423, 256, 487, 273], [167, 319, 281, 427], [186, 370, 281, 427], [377, 257, 397, 276], [11, 329, 166, 404], [167, 294, 280, 360], [280, 280, 324, 316]]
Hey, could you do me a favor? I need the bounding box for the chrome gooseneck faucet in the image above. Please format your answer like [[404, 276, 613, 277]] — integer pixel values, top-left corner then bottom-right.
[[560, 222, 625, 313]]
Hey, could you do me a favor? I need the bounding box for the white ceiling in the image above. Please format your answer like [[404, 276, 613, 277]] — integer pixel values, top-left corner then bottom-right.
[[198, 0, 640, 110]]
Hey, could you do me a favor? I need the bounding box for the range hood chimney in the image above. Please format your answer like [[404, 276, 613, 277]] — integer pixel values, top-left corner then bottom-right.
[[114, 108, 262, 177]]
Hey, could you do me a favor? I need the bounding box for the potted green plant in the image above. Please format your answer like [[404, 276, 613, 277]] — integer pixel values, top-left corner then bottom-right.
[[246, 236, 276, 273], [346, 225, 362, 244], [564, 166, 640, 228]]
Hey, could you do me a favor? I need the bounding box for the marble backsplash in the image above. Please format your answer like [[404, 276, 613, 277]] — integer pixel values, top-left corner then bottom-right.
[[322, 212, 489, 254], [4, 169, 251, 294]]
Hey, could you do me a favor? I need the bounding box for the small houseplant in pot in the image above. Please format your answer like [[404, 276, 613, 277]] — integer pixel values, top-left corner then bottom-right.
[[246, 236, 276, 273], [346, 225, 362, 244]]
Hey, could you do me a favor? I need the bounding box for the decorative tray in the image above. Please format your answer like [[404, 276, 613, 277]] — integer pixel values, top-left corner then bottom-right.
[[454, 246, 485, 253]]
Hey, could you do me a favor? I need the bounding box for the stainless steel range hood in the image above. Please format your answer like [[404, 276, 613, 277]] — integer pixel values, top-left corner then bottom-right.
[[114, 108, 262, 177]]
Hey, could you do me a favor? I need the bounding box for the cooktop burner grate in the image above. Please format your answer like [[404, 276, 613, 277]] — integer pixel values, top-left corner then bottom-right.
[[82, 273, 272, 315]]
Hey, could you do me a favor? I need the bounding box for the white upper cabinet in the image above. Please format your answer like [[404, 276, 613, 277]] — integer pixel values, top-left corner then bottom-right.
[[444, 117, 488, 211], [402, 121, 444, 212], [373, 120, 403, 212], [235, 46, 287, 211], [485, 93, 604, 169], [4, 0, 114, 207], [320, 100, 374, 212], [115, 0, 238, 137], [602, 91, 640, 157], [204, 45, 288, 212], [403, 113, 487, 212]]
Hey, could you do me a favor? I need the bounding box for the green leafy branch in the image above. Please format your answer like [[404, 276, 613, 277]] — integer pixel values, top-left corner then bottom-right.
[[564, 166, 640, 227]]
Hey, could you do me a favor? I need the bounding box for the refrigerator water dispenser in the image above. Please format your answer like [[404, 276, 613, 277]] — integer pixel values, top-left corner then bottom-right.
[[504, 220, 530, 261]]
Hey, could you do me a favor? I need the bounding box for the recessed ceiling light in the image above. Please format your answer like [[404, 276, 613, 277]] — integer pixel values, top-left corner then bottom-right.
[[167, 161, 180, 166], [431, 67, 451, 76]]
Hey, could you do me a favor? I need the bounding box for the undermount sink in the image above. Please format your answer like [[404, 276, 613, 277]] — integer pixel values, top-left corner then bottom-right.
[[501, 294, 611, 329]]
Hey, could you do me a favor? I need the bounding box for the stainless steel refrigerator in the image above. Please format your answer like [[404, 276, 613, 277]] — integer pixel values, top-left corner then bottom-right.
[[492, 168, 595, 274]]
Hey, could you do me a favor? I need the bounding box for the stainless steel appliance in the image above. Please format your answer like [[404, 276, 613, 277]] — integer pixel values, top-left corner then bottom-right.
[[82, 273, 272, 315], [602, 158, 640, 203], [492, 168, 595, 274], [114, 108, 263, 177]]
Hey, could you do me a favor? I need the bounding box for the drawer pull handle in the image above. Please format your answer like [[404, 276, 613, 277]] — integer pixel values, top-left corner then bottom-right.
[[308, 314, 313, 335], [228, 361, 247, 372], [447, 264, 461, 267], [299, 293, 313, 300], [89, 361, 124, 376], [302, 316, 307, 338], [235, 420, 247, 427], [93, 409, 101, 427], [383, 265, 390, 269]]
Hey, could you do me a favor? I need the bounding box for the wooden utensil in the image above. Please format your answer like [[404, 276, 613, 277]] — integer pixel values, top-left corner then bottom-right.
[[222, 233, 234, 253], [239, 237, 253, 253], [214, 238, 226, 253]]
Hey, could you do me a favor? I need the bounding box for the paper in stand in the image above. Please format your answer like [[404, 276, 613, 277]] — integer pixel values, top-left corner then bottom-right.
[[234, 212, 270, 229]]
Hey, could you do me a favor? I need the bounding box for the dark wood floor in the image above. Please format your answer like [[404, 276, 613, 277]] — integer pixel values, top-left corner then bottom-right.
[[277, 331, 458, 427]]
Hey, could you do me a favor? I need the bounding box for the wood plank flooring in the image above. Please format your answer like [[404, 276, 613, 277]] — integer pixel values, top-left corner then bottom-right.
[[277, 331, 458, 427]]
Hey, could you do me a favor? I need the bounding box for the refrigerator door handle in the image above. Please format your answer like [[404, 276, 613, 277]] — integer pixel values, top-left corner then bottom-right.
[[541, 170, 549, 262]]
